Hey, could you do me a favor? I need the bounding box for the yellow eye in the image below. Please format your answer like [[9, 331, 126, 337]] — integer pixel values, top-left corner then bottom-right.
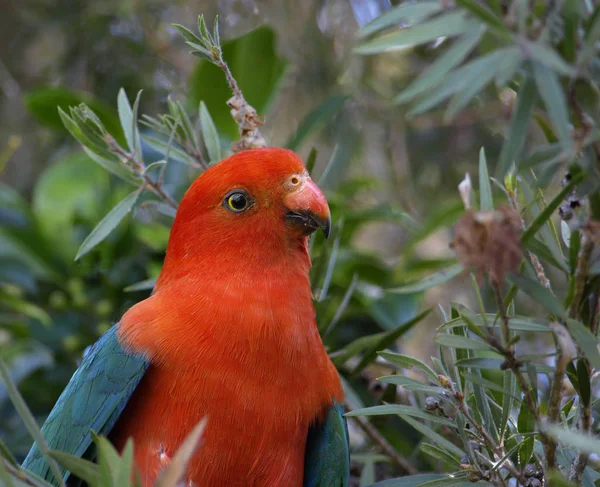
[[225, 191, 250, 213]]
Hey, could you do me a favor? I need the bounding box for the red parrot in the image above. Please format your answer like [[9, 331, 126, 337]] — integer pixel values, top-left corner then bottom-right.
[[23, 148, 349, 487]]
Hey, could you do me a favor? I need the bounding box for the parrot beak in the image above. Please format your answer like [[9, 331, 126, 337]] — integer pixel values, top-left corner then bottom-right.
[[284, 177, 331, 239]]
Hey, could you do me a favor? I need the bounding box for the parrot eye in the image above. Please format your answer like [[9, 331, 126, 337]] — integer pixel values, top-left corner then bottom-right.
[[224, 190, 251, 213]]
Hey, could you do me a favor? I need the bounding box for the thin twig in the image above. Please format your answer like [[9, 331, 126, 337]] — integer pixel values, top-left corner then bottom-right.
[[489, 283, 556, 481], [567, 235, 595, 482], [344, 401, 416, 475], [454, 392, 528, 486], [569, 235, 594, 319], [107, 137, 179, 209]]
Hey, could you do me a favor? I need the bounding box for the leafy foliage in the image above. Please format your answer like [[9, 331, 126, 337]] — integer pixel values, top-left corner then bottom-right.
[[2, 2, 600, 487]]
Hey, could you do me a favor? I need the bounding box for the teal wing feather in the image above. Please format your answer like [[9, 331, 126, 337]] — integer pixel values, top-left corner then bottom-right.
[[303, 402, 350, 487], [21, 325, 149, 485]]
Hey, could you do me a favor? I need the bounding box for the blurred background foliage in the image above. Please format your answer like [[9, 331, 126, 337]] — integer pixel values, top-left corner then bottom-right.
[[2, 1, 600, 486]]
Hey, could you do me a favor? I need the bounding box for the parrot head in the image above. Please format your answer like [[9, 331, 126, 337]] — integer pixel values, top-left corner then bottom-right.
[[157, 147, 330, 284]]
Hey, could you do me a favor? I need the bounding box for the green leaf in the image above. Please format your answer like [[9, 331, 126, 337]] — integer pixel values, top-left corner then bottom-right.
[[532, 63, 573, 152], [409, 50, 507, 116], [116, 439, 134, 487], [478, 147, 493, 211], [420, 443, 460, 467], [444, 48, 511, 120], [579, 8, 600, 66], [524, 41, 575, 76], [378, 351, 438, 383], [399, 415, 465, 458], [155, 418, 207, 487], [346, 405, 454, 427], [461, 372, 520, 399], [75, 187, 142, 260], [501, 370, 515, 440], [440, 314, 551, 333], [46, 451, 100, 486], [517, 399, 535, 465], [82, 147, 140, 185], [124, 277, 157, 293], [358, 1, 444, 38], [520, 170, 584, 245], [377, 376, 446, 396], [142, 134, 196, 166], [199, 101, 221, 163], [497, 75, 537, 177], [507, 273, 566, 318], [456, 0, 511, 36], [545, 424, 600, 456], [0, 358, 66, 487], [389, 264, 463, 294], [494, 47, 521, 87], [435, 333, 491, 351], [117, 88, 136, 154], [565, 319, 600, 370], [25, 88, 122, 142], [188, 26, 287, 140], [395, 29, 483, 104], [364, 474, 443, 487], [454, 357, 504, 369], [352, 308, 432, 376], [285, 95, 348, 151], [355, 11, 477, 55]]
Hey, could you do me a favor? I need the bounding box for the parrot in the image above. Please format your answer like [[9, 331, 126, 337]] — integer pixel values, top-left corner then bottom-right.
[[22, 147, 349, 487]]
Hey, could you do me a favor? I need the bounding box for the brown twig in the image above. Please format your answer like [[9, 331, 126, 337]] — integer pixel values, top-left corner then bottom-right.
[[567, 235, 595, 482], [344, 401, 416, 475], [453, 391, 528, 486], [569, 235, 594, 320], [106, 136, 179, 209], [2, 459, 39, 486], [207, 44, 266, 153]]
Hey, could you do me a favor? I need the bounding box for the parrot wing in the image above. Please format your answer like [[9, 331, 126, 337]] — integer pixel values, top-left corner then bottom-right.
[[21, 324, 149, 485], [303, 402, 350, 487]]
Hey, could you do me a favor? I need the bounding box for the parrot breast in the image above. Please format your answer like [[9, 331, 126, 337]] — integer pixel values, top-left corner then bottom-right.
[[111, 246, 343, 487]]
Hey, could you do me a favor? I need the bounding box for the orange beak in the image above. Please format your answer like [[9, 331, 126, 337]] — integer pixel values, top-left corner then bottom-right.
[[283, 177, 331, 238]]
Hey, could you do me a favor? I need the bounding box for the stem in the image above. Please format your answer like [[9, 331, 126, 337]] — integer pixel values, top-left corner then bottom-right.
[[2, 459, 39, 486], [489, 282, 556, 480], [569, 373, 592, 483], [569, 235, 594, 319], [107, 138, 179, 209], [455, 394, 528, 486], [344, 401, 416, 475], [567, 236, 595, 482], [545, 322, 570, 471]]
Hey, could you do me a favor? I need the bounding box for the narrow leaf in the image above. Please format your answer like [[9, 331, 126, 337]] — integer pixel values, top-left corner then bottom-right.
[[352, 308, 432, 376], [378, 351, 438, 383], [389, 264, 463, 294], [355, 11, 477, 55], [46, 451, 100, 486], [399, 415, 465, 458], [358, 1, 444, 38], [435, 333, 491, 350], [497, 75, 537, 177], [478, 147, 493, 210], [199, 101, 221, 163], [565, 319, 600, 370], [0, 358, 66, 487], [346, 405, 454, 427], [507, 273, 566, 318], [75, 188, 142, 260], [395, 29, 483, 104], [533, 63, 573, 152]]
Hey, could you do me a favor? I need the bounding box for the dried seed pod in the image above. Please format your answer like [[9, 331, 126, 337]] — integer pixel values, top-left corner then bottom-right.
[[451, 207, 522, 286]]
